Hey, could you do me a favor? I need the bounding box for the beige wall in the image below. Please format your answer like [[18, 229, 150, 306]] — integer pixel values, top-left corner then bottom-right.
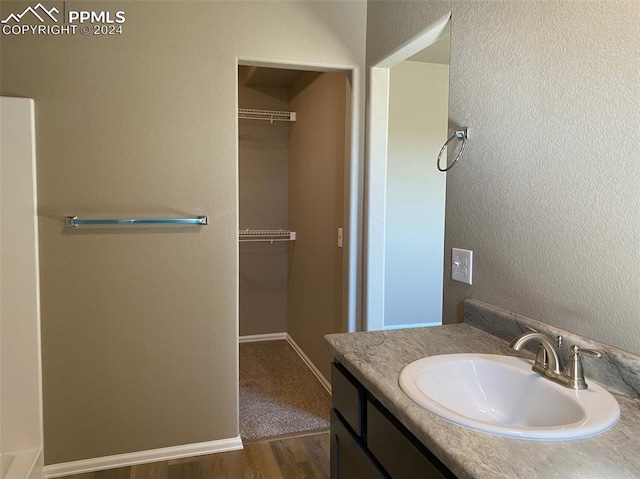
[[1, 0, 366, 465], [385, 61, 448, 327], [367, 1, 640, 354], [288, 72, 348, 381], [238, 70, 289, 336]]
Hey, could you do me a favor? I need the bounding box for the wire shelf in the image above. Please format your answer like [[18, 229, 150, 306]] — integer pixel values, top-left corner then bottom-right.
[[238, 108, 296, 123], [239, 229, 296, 242]]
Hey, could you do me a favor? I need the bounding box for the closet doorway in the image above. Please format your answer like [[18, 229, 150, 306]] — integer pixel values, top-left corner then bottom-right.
[[237, 65, 351, 442]]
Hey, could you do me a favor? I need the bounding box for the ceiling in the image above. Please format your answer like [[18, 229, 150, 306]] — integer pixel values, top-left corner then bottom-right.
[[240, 66, 309, 88], [406, 34, 451, 65]]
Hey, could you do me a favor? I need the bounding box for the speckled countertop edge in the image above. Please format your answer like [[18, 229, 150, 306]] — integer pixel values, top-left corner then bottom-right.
[[325, 324, 640, 479]]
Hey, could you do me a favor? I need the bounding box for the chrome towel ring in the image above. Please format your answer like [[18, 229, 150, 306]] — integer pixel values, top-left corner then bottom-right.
[[437, 127, 469, 172]]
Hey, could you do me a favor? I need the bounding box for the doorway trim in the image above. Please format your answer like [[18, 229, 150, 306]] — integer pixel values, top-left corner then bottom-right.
[[363, 13, 451, 331], [235, 58, 363, 335]]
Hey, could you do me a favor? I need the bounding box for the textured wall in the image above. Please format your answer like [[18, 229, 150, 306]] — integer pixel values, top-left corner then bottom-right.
[[367, 1, 640, 354], [385, 61, 448, 327], [1, 0, 366, 464], [288, 72, 348, 381], [238, 71, 289, 336]]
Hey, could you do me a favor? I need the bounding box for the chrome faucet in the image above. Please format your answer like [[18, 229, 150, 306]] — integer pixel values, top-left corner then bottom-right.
[[509, 329, 602, 390], [510, 330, 561, 375]]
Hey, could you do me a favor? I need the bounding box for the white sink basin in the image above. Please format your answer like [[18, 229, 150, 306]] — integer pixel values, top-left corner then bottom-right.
[[399, 354, 620, 440]]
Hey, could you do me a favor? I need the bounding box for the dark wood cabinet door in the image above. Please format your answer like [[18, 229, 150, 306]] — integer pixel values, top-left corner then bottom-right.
[[331, 362, 366, 436], [367, 399, 456, 479], [331, 410, 389, 479]]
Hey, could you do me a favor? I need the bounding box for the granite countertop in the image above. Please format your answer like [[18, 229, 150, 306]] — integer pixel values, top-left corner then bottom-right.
[[325, 323, 640, 479]]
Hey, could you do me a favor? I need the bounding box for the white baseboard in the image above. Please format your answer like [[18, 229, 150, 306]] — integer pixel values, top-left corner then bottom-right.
[[43, 436, 242, 478], [285, 333, 331, 394], [3, 449, 42, 479], [239, 332, 287, 343], [43, 334, 330, 478], [383, 321, 441, 330], [239, 332, 331, 394]]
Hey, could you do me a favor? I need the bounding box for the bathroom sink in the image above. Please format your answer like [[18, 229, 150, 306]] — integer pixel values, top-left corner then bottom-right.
[[399, 353, 620, 440]]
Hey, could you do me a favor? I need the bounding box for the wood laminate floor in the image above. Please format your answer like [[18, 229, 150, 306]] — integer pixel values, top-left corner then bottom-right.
[[60, 431, 329, 479]]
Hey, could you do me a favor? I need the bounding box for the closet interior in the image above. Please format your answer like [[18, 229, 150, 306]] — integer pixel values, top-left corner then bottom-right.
[[237, 65, 350, 440]]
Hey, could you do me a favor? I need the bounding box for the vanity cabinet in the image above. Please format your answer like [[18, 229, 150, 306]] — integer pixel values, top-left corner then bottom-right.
[[330, 362, 456, 479]]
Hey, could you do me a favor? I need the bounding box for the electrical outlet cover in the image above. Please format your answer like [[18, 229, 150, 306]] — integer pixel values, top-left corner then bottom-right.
[[452, 248, 473, 285]]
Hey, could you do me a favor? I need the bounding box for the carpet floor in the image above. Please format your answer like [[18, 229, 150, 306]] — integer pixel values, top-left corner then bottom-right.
[[239, 340, 331, 441]]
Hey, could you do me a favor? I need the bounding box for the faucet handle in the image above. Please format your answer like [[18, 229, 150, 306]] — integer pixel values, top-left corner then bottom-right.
[[564, 345, 602, 390], [571, 345, 602, 359]]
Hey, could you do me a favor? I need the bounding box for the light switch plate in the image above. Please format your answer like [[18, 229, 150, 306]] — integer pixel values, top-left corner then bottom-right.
[[452, 248, 473, 285]]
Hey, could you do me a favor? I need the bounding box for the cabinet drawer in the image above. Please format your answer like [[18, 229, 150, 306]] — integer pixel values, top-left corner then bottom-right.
[[331, 362, 365, 436], [331, 410, 389, 479], [367, 399, 455, 479]]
